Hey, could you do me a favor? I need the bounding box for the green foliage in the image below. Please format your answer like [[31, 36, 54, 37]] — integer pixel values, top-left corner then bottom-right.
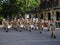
[[0, 0, 41, 16], [17, 0, 41, 13], [0, 16, 3, 21], [0, 0, 2, 12]]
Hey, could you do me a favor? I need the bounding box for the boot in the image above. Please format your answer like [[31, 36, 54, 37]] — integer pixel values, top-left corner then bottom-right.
[[53, 35, 56, 39], [51, 32, 53, 38], [29, 29, 31, 32], [48, 29, 50, 31], [51, 34, 53, 38], [26, 29, 28, 31], [35, 28, 36, 30], [6, 28, 8, 32], [32, 28, 33, 30], [19, 30, 22, 32], [40, 31, 42, 34], [42, 28, 43, 30]]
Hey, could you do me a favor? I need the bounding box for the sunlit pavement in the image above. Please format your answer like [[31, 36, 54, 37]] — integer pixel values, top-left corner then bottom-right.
[[0, 27, 60, 45]]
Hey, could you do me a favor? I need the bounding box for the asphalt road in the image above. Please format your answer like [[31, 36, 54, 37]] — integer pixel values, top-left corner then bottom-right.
[[0, 27, 60, 45]]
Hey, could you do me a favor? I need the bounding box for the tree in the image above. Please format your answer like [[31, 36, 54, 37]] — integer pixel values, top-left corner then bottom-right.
[[0, 0, 2, 13], [0, 0, 41, 19], [1, 0, 20, 19], [17, 0, 41, 13], [1, 0, 19, 15]]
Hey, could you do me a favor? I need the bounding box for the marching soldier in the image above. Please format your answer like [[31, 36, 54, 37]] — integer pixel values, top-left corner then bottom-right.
[[48, 20, 51, 31], [28, 19, 31, 31], [33, 18, 36, 30], [34, 20, 38, 30], [20, 19, 25, 31], [16, 19, 22, 32], [21, 18, 25, 23], [25, 19, 30, 31], [30, 19, 34, 30], [25, 19, 27, 31], [10, 19, 14, 27], [38, 19, 42, 33], [2, 18, 8, 32], [12, 18, 18, 31], [50, 19, 56, 39]]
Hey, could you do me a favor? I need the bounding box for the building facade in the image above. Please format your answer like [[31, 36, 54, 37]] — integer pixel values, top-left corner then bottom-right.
[[37, 0, 60, 21]]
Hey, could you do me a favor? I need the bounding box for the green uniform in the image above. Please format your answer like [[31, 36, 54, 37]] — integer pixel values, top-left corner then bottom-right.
[[12, 20, 18, 31], [25, 21, 30, 31], [50, 20, 56, 38], [34, 22, 38, 30], [38, 20, 42, 33], [2, 19, 8, 32], [16, 20, 21, 31]]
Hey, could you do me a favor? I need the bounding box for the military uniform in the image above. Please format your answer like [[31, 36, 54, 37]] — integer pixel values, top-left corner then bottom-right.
[[48, 20, 51, 31], [30, 19, 34, 30], [16, 19, 22, 32], [20, 21, 25, 31], [50, 19, 56, 38], [33, 20, 35, 30], [2, 19, 8, 32], [12, 18, 18, 31], [25, 19, 30, 31], [10, 20, 14, 27], [25, 21, 28, 31], [34, 21, 38, 30], [38, 20, 42, 33]]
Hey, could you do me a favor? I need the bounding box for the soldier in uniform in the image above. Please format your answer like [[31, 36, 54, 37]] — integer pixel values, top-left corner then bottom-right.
[[22, 18, 25, 30], [30, 19, 34, 30], [21, 18, 25, 22], [16, 19, 22, 32], [48, 20, 51, 31], [12, 18, 18, 31], [25, 19, 30, 31], [28, 19, 31, 31], [33, 18, 36, 30], [10, 19, 14, 27], [25, 19, 28, 31], [50, 19, 56, 39], [2, 18, 8, 32], [38, 19, 42, 33], [20, 19, 25, 31], [34, 20, 38, 30]]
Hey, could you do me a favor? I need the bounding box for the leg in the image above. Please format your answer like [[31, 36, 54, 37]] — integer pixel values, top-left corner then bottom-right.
[[39, 28, 42, 34], [51, 32, 53, 38], [5, 28, 8, 32], [48, 27, 50, 31], [29, 27, 31, 32], [53, 34, 56, 39]]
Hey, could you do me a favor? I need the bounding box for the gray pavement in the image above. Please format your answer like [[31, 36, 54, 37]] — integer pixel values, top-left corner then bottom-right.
[[0, 27, 60, 45]]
